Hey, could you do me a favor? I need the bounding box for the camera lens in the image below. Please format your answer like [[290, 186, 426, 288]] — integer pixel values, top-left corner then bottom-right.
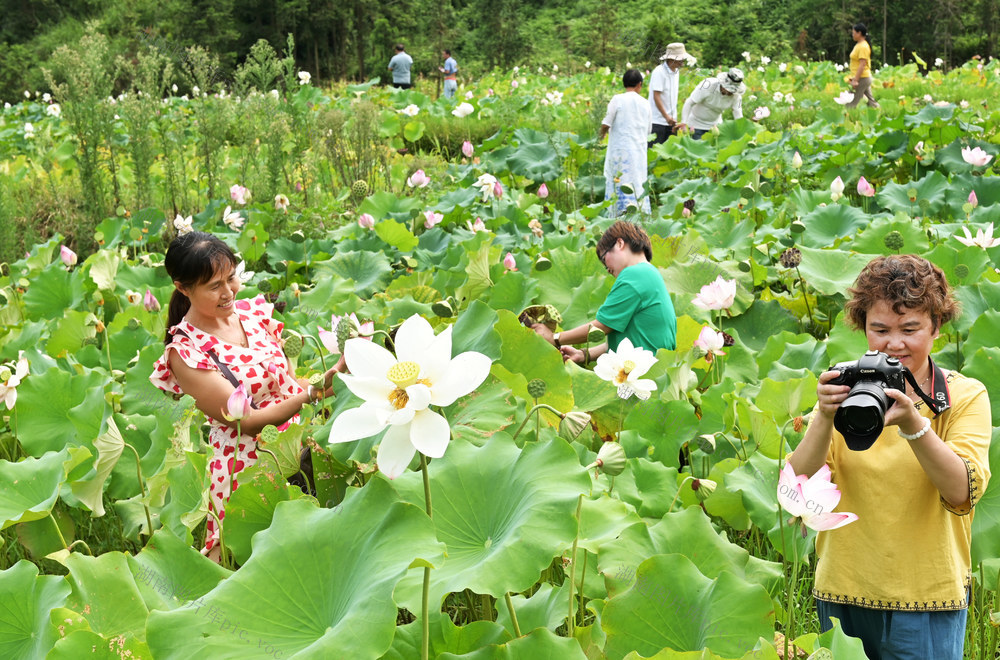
[[835, 382, 891, 450]]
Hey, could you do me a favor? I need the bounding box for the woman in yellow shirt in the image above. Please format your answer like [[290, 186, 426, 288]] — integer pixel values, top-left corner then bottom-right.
[[846, 23, 880, 109], [789, 255, 990, 659]]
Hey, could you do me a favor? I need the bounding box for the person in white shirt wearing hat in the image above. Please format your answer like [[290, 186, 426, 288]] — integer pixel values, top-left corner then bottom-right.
[[681, 68, 749, 139], [648, 42, 693, 144]]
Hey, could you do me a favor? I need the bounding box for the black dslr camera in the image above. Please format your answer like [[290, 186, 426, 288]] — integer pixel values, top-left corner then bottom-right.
[[828, 350, 908, 450]]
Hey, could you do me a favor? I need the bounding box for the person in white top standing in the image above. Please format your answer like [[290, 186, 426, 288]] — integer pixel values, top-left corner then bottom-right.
[[681, 68, 748, 139], [600, 69, 652, 216], [648, 43, 693, 144], [387, 44, 414, 89]]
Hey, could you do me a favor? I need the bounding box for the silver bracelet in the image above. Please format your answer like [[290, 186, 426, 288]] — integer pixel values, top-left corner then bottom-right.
[[307, 385, 316, 402], [898, 417, 931, 441]]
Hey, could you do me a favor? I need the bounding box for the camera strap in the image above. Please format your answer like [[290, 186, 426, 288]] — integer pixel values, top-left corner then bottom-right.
[[903, 358, 950, 416], [172, 327, 260, 410]]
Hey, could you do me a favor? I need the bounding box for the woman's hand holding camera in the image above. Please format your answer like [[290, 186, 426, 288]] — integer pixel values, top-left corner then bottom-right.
[[816, 370, 851, 419]]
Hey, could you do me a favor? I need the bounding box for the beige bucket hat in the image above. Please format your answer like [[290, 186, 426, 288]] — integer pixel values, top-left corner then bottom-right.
[[660, 43, 694, 64]]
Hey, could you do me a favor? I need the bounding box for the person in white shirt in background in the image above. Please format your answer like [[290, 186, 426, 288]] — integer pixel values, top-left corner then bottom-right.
[[600, 68, 652, 216], [648, 42, 693, 144], [681, 67, 751, 139]]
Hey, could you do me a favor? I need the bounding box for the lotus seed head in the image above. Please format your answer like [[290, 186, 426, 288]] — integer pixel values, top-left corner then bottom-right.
[[527, 378, 548, 399], [387, 361, 421, 389], [954, 264, 969, 279], [883, 231, 905, 251]]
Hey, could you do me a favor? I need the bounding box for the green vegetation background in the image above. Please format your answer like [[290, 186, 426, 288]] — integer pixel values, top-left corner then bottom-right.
[[1, 0, 998, 100]]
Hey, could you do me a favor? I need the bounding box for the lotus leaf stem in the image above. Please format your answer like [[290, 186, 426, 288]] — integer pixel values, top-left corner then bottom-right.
[[103, 325, 113, 374], [511, 403, 562, 442], [794, 266, 815, 328], [123, 441, 153, 543], [504, 592, 522, 637], [49, 511, 70, 551], [666, 475, 695, 514], [420, 453, 433, 660], [578, 550, 588, 626], [566, 494, 583, 638], [68, 539, 94, 555]]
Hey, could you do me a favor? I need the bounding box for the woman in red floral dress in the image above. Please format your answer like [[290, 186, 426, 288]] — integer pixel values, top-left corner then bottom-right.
[[150, 232, 341, 560]]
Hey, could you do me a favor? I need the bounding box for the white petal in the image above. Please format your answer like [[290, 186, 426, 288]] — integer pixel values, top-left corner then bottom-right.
[[630, 378, 657, 396], [593, 355, 619, 382], [418, 325, 455, 385], [405, 383, 432, 411], [340, 374, 394, 403], [329, 407, 388, 442], [386, 406, 416, 426], [377, 423, 417, 479], [345, 338, 396, 379], [428, 352, 492, 406], [394, 315, 437, 364], [630, 351, 659, 378], [408, 409, 451, 458]]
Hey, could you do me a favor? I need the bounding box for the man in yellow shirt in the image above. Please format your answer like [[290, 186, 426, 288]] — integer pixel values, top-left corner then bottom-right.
[[846, 23, 880, 108]]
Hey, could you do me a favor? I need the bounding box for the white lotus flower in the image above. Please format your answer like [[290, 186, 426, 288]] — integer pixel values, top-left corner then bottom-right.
[[0, 353, 29, 410], [962, 146, 993, 168], [761, 56, 771, 65], [955, 223, 1000, 249], [474, 173, 499, 202], [452, 102, 475, 118], [330, 315, 492, 478], [594, 338, 658, 401], [834, 91, 854, 105], [222, 206, 244, 231], [46, 103, 61, 117], [400, 104, 420, 117], [173, 213, 193, 235], [753, 106, 771, 120], [298, 70, 311, 85]]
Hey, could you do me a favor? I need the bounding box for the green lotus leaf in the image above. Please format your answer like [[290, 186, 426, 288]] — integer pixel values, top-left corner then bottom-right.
[[946, 172, 1000, 210], [952, 281, 1000, 334], [507, 140, 563, 183], [0, 561, 72, 659], [824, 312, 870, 365], [793, 246, 871, 297], [127, 527, 231, 612], [795, 204, 870, 249], [702, 458, 754, 532], [724, 302, 798, 352], [451, 300, 502, 361], [146, 479, 443, 659], [391, 435, 590, 610], [963, 310, 1000, 362], [49, 630, 152, 659], [755, 374, 818, 423], [438, 628, 587, 660], [15, 366, 109, 457], [314, 249, 393, 298], [221, 461, 309, 565], [59, 552, 150, 640], [158, 450, 209, 543], [612, 458, 681, 519], [926, 242, 990, 290], [444, 377, 518, 447], [493, 310, 574, 415], [86, 248, 122, 292], [625, 399, 699, 468], [488, 270, 539, 314], [602, 553, 774, 658], [971, 427, 1000, 566], [68, 416, 125, 517], [849, 214, 931, 255], [359, 190, 422, 223], [23, 262, 86, 320], [495, 581, 572, 637], [875, 170, 948, 216], [44, 310, 99, 359], [531, 246, 611, 327], [756, 332, 827, 380], [0, 450, 72, 529], [379, 613, 510, 659], [374, 218, 420, 252]]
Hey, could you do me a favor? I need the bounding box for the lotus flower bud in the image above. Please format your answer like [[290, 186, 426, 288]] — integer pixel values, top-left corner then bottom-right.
[[224, 383, 252, 421], [358, 213, 375, 229], [559, 410, 591, 440], [494, 181, 504, 199], [791, 151, 803, 168], [692, 478, 717, 500], [503, 252, 517, 271], [538, 183, 549, 199], [462, 141, 474, 158], [779, 247, 802, 269], [593, 442, 626, 476], [60, 245, 77, 267], [527, 378, 547, 399], [968, 190, 978, 209], [883, 231, 905, 251], [830, 176, 845, 201], [143, 289, 161, 312], [282, 330, 303, 358]]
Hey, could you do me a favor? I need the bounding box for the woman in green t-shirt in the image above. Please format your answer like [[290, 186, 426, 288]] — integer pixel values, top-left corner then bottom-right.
[[533, 221, 676, 364]]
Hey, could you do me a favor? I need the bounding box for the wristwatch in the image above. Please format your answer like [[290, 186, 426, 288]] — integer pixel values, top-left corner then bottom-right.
[[553, 332, 561, 347]]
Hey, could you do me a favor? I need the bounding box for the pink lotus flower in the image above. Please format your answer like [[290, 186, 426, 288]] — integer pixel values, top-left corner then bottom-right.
[[318, 313, 374, 354], [692, 275, 737, 311], [0, 353, 29, 410], [752, 106, 771, 121], [469, 217, 485, 233], [830, 176, 845, 201], [493, 181, 504, 200], [538, 183, 549, 199], [423, 211, 443, 229], [358, 213, 375, 229], [777, 463, 858, 536], [857, 176, 875, 197], [462, 141, 474, 158], [223, 383, 252, 421], [407, 169, 430, 188], [503, 252, 517, 271], [60, 245, 77, 268], [143, 289, 161, 312], [961, 146, 993, 167], [511, 80, 519, 89], [968, 190, 978, 209], [230, 184, 251, 205], [694, 326, 726, 356]]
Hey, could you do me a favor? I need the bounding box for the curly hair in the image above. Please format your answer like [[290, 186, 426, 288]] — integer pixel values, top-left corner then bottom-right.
[[844, 255, 959, 331], [595, 221, 652, 262]]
